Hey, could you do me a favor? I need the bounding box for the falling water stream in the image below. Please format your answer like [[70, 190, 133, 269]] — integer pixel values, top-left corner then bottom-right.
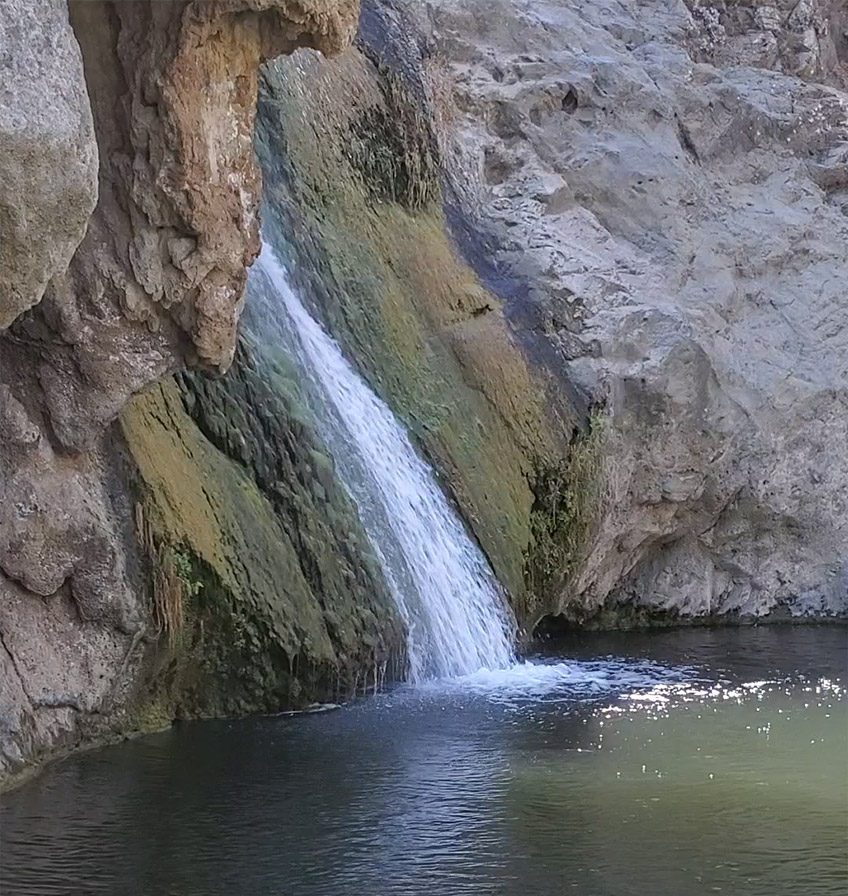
[[250, 243, 515, 680]]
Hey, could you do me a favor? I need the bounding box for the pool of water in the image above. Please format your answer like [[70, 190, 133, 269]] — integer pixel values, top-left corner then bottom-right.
[[2, 626, 846, 896]]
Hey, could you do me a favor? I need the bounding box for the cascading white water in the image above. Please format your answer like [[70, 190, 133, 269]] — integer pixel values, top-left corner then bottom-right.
[[250, 242, 515, 681]]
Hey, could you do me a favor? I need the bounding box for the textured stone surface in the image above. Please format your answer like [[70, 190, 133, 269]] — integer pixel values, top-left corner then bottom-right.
[[0, 0, 98, 328], [32, 0, 361, 451], [0, 577, 139, 777], [0, 0, 362, 786], [418, 0, 848, 622], [684, 0, 848, 86]]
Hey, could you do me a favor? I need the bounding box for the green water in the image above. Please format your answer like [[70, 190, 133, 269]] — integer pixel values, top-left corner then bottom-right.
[[2, 626, 846, 895], [508, 678, 846, 893]]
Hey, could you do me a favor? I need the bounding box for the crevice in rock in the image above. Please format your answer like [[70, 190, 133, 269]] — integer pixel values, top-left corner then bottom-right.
[[676, 116, 701, 163], [0, 625, 36, 707]]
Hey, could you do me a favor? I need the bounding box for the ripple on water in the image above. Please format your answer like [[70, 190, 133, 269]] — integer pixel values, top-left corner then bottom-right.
[[1, 628, 846, 896]]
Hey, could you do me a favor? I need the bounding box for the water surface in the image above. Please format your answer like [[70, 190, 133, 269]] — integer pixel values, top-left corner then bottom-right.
[[2, 626, 846, 896]]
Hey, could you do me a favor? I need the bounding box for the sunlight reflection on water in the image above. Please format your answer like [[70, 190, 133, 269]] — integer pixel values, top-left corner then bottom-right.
[[2, 627, 846, 896]]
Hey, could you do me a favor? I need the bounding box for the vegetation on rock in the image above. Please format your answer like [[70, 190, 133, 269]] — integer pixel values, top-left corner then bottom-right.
[[121, 361, 404, 724]]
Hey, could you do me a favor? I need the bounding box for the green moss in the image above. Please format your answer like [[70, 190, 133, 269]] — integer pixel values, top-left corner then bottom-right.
[[346, 64, 441, 210], [525, 412, 607, 621], [121, 367, 404, 720], [125, 691, 174, 735], [168, 547, 202, 600]]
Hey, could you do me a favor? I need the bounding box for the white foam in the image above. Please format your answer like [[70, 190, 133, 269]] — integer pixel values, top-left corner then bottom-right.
[[421, 657, 692, 703]]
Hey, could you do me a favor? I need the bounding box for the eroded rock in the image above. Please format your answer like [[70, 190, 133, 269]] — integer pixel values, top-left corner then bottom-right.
[[420, 0, 848, 622], [41, 0, 360, 450], [0, 0, 98, 328], [0, 0, 360, 785], [685, 0, 848, 86]]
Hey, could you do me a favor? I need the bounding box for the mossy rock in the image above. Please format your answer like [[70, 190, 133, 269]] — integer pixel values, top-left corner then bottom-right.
[[120, 358, 404, 722], [255, 45, 584, 619]]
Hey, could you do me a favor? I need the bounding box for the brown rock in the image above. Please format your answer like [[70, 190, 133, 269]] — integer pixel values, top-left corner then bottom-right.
[[0, 0, 359, 783], [30, 0, 359, 450]]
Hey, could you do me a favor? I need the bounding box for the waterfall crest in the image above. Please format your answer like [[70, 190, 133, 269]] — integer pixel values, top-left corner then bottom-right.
[[250, 243, 515, 681]]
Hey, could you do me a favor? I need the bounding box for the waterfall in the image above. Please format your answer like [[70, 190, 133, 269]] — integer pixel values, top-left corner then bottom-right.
[[249, 242, 516, 681]]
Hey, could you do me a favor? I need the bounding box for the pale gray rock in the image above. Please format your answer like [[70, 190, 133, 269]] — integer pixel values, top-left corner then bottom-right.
[[421, 0, 848, 620], [0, 0, 98, 328], [0, 576, 141, 780]]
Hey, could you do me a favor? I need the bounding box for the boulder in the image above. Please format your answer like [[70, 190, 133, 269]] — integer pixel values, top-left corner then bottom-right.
[[0, 0, 98, 329]]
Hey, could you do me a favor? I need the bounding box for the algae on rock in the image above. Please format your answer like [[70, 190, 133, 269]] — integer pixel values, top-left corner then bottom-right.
[[255, 43, 582, 622], [526, 412, 608, 622], [121, 347, 404, 722]]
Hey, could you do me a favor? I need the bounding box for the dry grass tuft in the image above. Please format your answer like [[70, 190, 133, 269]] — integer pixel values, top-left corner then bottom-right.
[[423, 52, 457, 163], [135, 502, 201, 648]]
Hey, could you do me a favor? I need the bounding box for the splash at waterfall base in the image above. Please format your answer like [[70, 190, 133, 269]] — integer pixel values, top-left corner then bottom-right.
[[4, 627, 846, 896]]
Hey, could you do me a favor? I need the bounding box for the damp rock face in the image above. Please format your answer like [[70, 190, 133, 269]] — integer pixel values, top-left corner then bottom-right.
[[0, 0, 364, 786]]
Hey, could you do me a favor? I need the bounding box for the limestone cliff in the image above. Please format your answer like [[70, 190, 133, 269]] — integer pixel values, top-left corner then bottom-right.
[[411, 0, 848, 624], [0, 0, 375, 785]]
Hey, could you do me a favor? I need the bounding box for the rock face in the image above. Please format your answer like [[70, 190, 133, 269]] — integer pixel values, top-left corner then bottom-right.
[[0, 0, 363, 785], [0, 0, 98, 328], [415, 0, 848, 622], [44, 0, 360, 450], [2, 0, 846, 786], [685, 0, 848, 86]]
